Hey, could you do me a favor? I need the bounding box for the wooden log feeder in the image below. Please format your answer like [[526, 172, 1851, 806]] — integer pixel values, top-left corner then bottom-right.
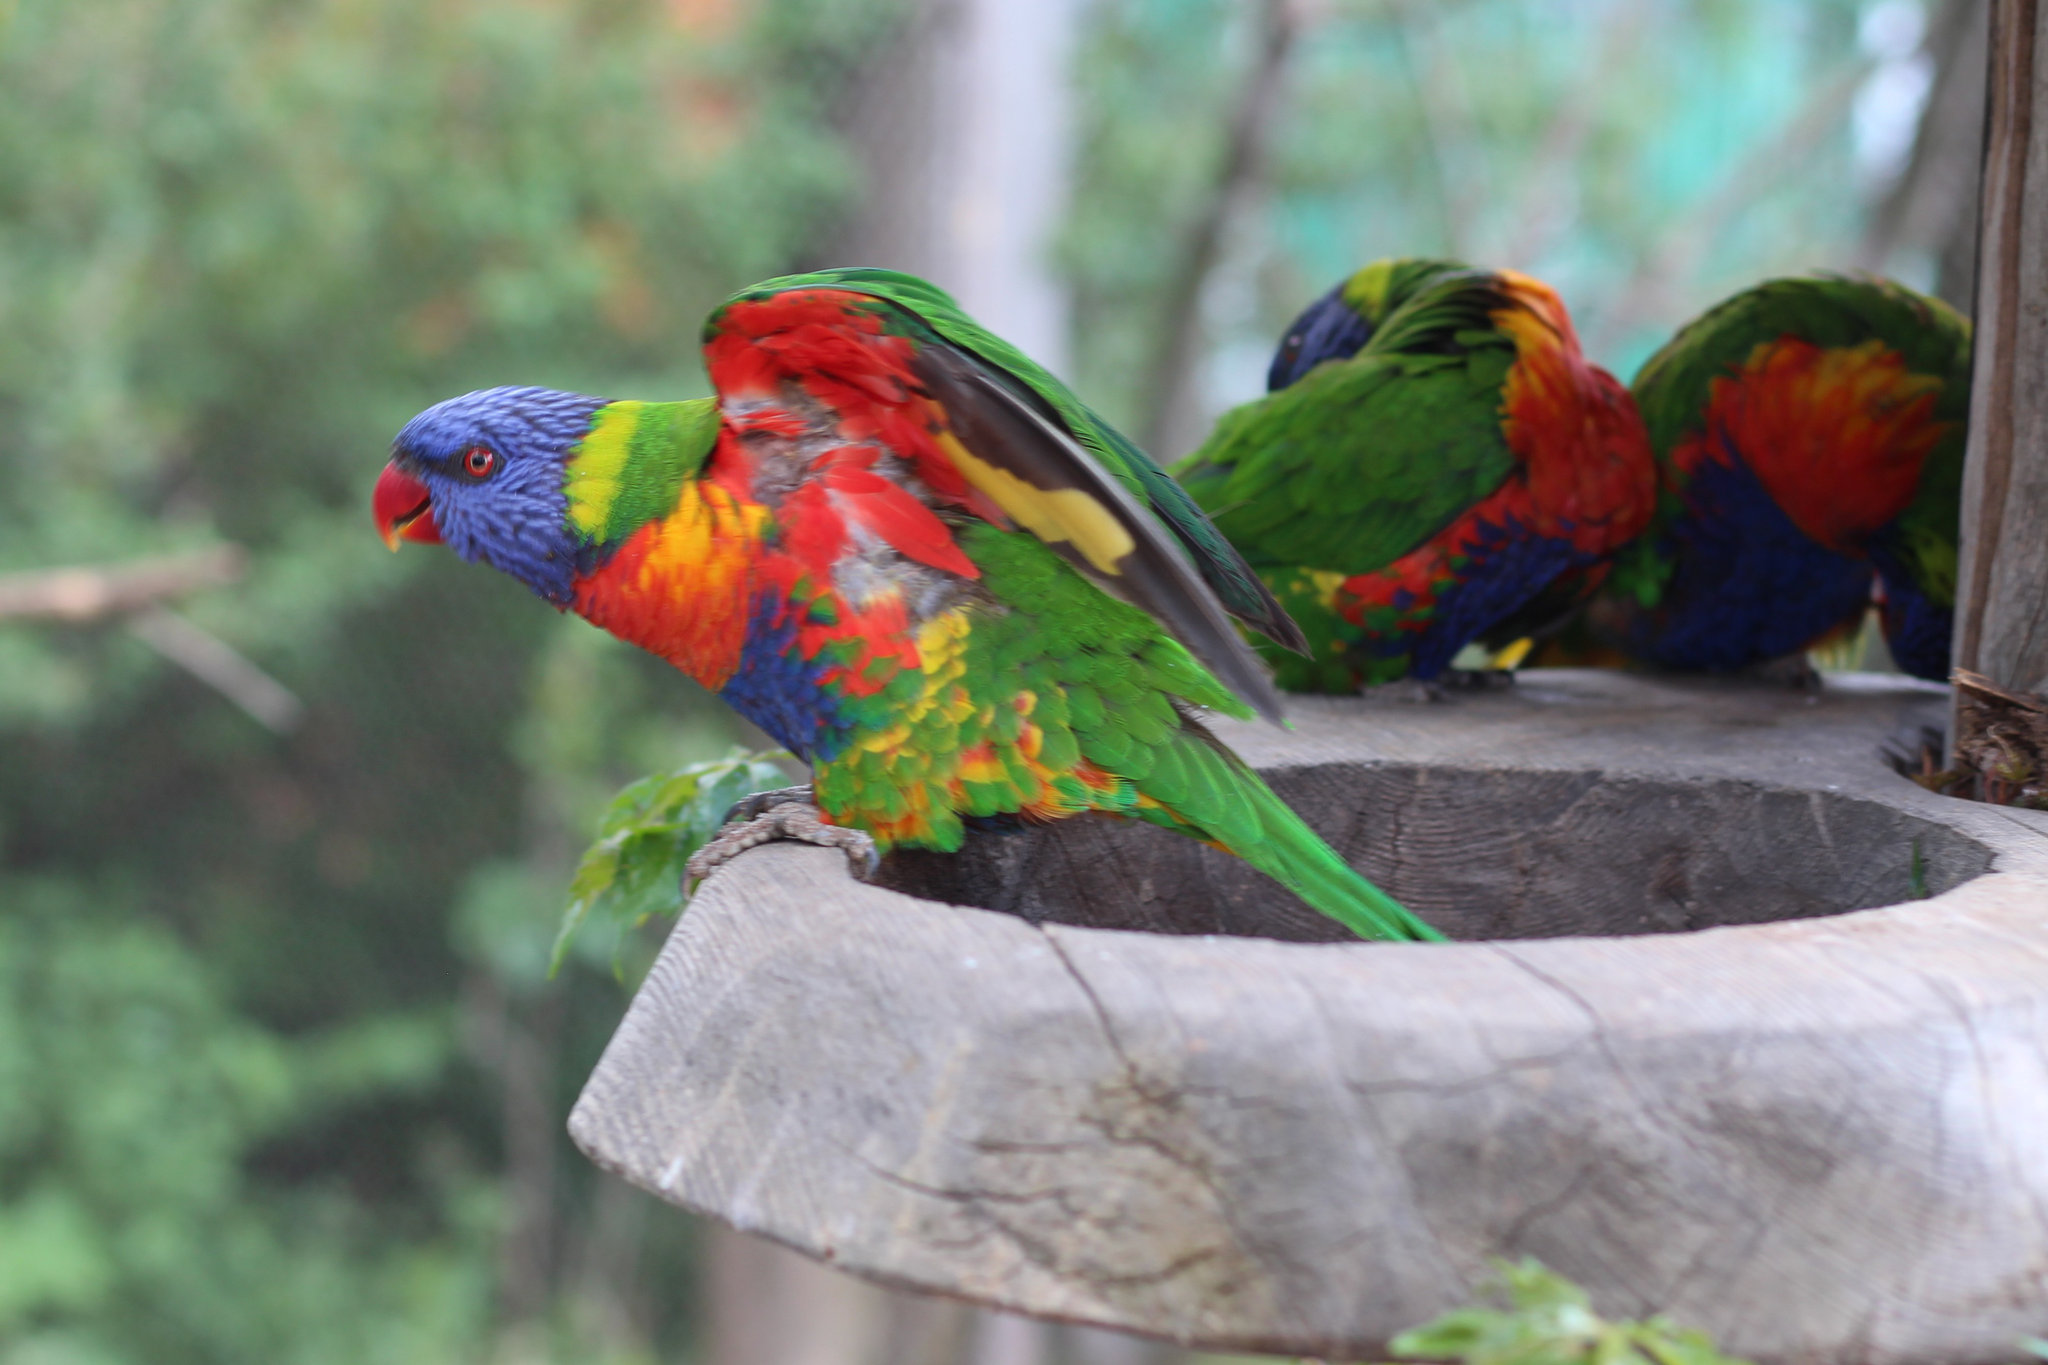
[[570, 4, 2048, 1361], [572, 672, 2048, 1364]]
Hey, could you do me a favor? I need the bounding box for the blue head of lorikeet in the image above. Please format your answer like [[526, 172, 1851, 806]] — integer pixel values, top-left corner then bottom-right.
[[1266, 257, 1471, 390], [373, 386, 610, 605]]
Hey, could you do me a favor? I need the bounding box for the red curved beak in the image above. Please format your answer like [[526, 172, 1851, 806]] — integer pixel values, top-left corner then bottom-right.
[[373, 462, 441, 551]]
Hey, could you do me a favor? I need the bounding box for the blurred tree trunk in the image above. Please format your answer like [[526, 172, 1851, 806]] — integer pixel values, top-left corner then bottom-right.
[[705, 1226, 981, 1365], [461, 966, 567, 1329], [1137, 0, 1307, 460], [566, 1171, 654, 1350], [832, 0, 1079, 372], [498, 988, 565, 1321], [1952, 0, 2048, 760], [703, 1228, 1184, 1365], [1859, 0, 1992, 308]]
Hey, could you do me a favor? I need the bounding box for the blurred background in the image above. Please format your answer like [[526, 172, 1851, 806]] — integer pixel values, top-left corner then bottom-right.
[[0, 0, 1983, 1361]]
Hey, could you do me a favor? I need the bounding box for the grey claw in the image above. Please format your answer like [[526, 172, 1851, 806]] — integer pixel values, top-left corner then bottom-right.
[[722, 784, 816, 824], [686, 799, 878, 886], [1439, 667, 1516, 691]]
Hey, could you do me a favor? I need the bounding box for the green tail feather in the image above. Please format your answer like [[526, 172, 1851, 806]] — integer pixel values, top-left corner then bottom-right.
[[1137, 728, 1445, 943], [1255, 815, 1446, 943]]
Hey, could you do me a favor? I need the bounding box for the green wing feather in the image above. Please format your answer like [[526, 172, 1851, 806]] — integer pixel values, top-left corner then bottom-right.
[[957, 525, 1440, 943], [731, 267, 1304, 654], [1177, 268, 1521, 575]]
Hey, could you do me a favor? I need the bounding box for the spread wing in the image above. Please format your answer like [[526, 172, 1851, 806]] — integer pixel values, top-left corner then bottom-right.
[[719, 268, 1300, 724], [747, 268, 1305, 654], [908, 340, 1289, 723]]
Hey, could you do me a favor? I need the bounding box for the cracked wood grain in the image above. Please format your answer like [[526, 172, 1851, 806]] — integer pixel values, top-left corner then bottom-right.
[[570, 672, 2048, 1365]]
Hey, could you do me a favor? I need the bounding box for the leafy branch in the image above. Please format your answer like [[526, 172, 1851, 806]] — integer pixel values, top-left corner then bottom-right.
[[552, 749, 795, 974], [1377, 1259, 1752, 1365]]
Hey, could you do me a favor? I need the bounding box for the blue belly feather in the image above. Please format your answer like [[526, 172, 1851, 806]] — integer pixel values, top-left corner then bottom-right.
[[715, 592, 855, 763], [1367, 510, 1586, 680], [1867, 540, 1952, 682], [1628, 450, 1873, 671]]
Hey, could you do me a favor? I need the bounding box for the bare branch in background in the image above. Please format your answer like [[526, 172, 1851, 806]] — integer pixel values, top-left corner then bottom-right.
[[1395, 0, 1485, 258], [0, 544, 304, 733], [0, 545, 242, 620], [1500, 0, 1651, 268], [1857, 0, 1991, 308], [1591, 52, 1878, 355], [1138, 0, 1310, 458], [127, 607, 305, 733]]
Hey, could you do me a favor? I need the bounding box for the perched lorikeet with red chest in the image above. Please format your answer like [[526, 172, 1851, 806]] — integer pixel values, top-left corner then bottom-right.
[[1174, 259, 1656, 693], [373, 268, 1441, 943], [1588, 275, 1971, 681]]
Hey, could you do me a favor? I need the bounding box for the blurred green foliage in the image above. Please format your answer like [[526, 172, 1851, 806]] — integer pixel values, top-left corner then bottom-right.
[[1384, 1260, 1752, 1365], [0, 0, 897, 1360], [1065, 0, 1886, 444]]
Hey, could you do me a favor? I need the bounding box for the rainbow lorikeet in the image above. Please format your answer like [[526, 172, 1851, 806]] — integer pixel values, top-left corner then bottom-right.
[[1588, 275, 1972, 681], [1174, 259, 1656, 693], [372, 268, 1442, 943]]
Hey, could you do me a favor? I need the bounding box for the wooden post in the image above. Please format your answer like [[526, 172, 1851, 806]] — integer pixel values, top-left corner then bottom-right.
[[1954, 0, 2048, 719]]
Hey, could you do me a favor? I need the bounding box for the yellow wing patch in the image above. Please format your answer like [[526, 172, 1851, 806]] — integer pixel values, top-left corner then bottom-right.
[[564, 401, 646, 539], [935, 430, 1135, 576]]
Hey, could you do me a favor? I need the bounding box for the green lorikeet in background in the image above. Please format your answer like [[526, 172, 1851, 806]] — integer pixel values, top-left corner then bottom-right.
[[373, 268, 1442, 943], [1175, 259, 1657, 693], [1579, 275, 1972, 681]]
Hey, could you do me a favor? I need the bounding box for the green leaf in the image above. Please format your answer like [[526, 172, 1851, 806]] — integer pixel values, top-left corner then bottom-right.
[[550, 748, 794, 976], [1385, 1260, 1751, 1365]]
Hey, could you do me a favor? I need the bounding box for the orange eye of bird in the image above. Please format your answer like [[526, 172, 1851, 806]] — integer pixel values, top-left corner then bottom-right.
[[461, 446, 497, 478]]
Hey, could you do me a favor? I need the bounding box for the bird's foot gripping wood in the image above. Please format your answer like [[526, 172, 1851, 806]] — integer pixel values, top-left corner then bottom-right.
[[1362, 677, 1451, 704], [1739, 653, 1825, 693], [1438, 666, 1518, 692], [686, 787, 880, 885], [722, 785, 821, 824], [1362, 669, 1516, 704]]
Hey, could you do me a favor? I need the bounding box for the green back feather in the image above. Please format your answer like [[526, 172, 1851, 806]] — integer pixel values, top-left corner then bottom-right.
[[1339, 256, 1473, 325], [830, 522, 1438, 942], [1177, 267, 1522, 573], [1631, 274, 1971, 462]]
